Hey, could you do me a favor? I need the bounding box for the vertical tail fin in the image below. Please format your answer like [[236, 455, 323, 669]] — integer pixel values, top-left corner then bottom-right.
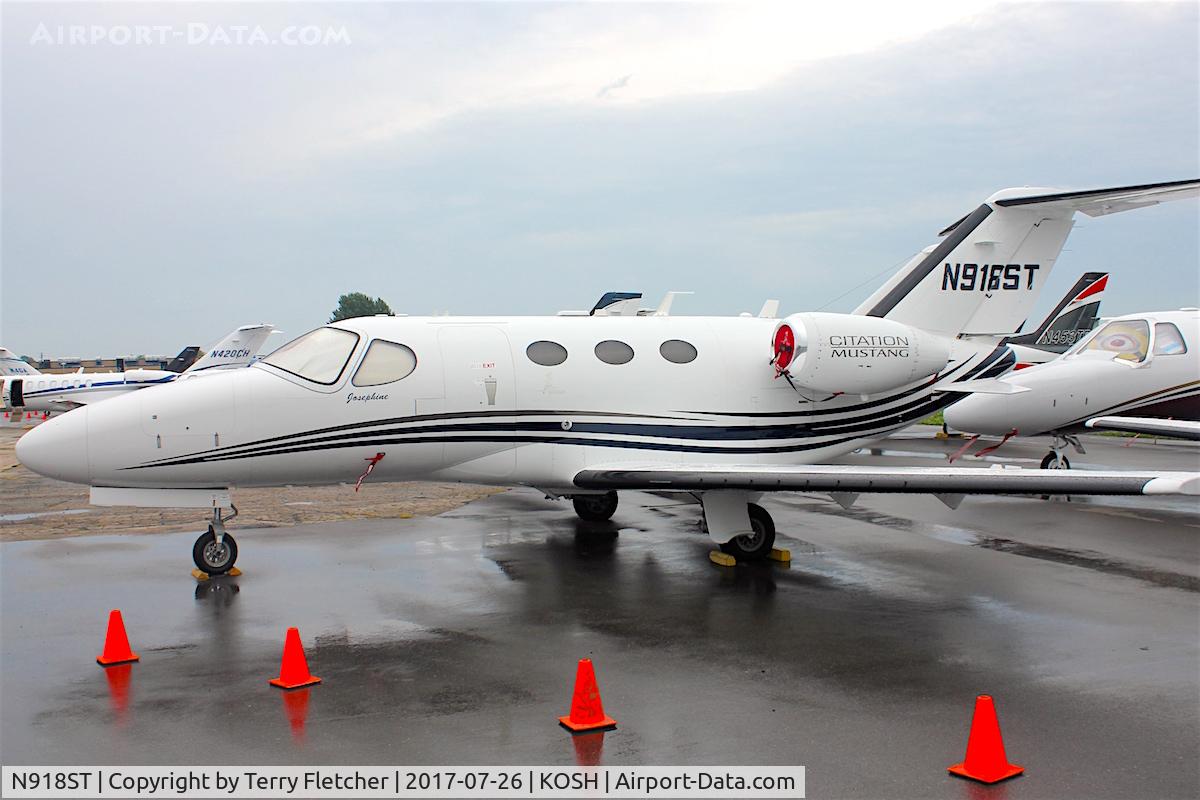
[[853, 180, 1199, 336], [164, 346, 202, 373], [0, 347, 41, 376], [1007, 272, 1107, 354], [184, 323, 277, 373]]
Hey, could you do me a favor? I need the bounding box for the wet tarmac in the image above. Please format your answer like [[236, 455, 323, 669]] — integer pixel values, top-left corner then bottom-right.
[[1, 433, 1197, 799]]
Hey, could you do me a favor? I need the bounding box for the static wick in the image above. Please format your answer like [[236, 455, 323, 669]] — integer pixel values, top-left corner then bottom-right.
[[355, 452, 386, 492]]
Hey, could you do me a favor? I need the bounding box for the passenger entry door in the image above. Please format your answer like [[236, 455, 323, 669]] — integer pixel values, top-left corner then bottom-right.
[[437, 326, 516, 478]]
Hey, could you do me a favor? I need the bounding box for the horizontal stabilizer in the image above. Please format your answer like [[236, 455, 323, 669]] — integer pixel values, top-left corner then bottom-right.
[[575, 463, 1199, 496], [993, 179, 1200, 217]]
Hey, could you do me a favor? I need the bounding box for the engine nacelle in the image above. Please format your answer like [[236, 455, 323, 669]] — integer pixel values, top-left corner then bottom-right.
[[123, 369, 173, 383], [771, 312, 951, 395]]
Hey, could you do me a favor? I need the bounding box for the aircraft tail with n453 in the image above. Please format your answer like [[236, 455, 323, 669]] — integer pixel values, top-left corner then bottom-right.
[[1006, 272, 1107, 367]]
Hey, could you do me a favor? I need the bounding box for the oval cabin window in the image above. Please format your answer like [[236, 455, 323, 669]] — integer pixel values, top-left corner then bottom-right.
[[352, 340, 418, 386], [594, 340, 634, 365], [659, 339, 698, 364], [527, 340, 568, 366]]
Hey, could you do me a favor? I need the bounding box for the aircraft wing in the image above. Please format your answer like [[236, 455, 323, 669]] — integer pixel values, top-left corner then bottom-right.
[[1084, 416, 1200, 441], [574, 463, 1198, 496]]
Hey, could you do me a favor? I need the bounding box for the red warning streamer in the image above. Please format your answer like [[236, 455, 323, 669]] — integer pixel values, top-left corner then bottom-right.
[[355, 452, 386, 492]]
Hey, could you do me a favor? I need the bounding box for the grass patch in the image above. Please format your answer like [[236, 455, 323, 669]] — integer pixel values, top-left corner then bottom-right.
[[919, 410, 945, 426]]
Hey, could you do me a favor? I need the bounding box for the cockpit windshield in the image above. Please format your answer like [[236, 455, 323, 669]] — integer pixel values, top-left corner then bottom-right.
[[1081, 319, 1150, 362], [262, 327, 359, 384]]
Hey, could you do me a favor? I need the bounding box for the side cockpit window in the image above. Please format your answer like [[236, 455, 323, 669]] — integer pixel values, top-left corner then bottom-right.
[[1083, 319, 1150, 362], [352, 340, 418, 386], [1152, 323, 1188, 355], [262, 327, 360, 384]]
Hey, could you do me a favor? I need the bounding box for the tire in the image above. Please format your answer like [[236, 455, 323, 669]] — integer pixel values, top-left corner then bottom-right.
[[1040, 452, 1070, 470], [193, 527, 238, 574], [720, 503, 776, 561], [572, 491, 619, 521]]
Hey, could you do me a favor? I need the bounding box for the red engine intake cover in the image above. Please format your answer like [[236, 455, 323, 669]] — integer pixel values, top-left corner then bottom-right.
[[773, 324, 796, 372]]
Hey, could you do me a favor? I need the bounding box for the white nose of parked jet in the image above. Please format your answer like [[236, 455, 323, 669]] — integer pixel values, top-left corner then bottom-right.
[[15, 407, 92, 484]]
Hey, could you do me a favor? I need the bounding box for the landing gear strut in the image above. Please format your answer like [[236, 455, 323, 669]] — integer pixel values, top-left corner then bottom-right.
[[192, 506, 239, 575], [572, 491, 619, 521], [1041, 433, 1085, 470], [718, 503, 776, 561]]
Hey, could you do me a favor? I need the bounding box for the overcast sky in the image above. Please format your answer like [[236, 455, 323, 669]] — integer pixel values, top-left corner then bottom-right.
[[2, 1, 1197, 357]]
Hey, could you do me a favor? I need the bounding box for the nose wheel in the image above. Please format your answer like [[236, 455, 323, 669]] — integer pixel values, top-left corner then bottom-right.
[[1041, 433, 1084, 470], [192, 506, 239, 575]]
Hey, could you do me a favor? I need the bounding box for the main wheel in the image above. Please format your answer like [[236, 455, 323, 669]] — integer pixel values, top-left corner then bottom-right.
[[1040, 452, 1071, 470], [572, 491, 619, 521], [193, 527, 238, 574], [720, 503, 776, 561]]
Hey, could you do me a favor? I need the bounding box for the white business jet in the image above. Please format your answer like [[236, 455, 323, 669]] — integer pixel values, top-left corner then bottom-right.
[[15, 180, 1200, 576], [2, 324, 276, 413], [945, 308, 1199, 467]]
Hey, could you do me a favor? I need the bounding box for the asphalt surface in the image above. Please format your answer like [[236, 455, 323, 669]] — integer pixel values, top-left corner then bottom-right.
[[1, 432, 1197, 799]]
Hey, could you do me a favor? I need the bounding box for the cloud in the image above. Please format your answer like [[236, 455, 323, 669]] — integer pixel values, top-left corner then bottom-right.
[[1, 1, 1196, 355], [596, 74, 632, 100]]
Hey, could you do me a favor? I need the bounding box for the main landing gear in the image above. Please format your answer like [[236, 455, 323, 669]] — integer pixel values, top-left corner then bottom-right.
[[697, 491, 778, 561], [1041, 433, 1084, 470], [571, 491, 619, 521], [718, 503, 776, 561], [192, 506, 239, 575]]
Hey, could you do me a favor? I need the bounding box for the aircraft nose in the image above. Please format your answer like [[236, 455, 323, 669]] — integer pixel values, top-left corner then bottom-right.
[[944, 396, 1009, 436], [15, 407, 91, 484]]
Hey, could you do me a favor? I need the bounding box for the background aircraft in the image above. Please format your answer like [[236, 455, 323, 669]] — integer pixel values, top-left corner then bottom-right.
[[1005, 272, 1107, 368], [0, 347, 42, 377], [945, 308, 1199, 468], [15, 180, 1199, 576], [2, 323, 276, 414]]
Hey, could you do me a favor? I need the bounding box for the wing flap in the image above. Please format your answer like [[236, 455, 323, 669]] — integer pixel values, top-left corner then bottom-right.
[[1084, 416, 1200, 441], [574, 463, 1199, 496]]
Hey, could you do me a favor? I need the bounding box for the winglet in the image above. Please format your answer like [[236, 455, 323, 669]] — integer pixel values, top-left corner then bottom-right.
[[1143, 475, 1200, 495]]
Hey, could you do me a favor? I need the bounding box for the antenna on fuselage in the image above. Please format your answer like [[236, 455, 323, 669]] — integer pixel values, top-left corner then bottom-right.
[[652, 291, 693, 317]]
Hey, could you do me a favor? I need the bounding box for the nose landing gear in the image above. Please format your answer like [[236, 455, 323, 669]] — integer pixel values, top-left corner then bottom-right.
[[192, 506, 239, 575], [1041, 433, 1085, 470]]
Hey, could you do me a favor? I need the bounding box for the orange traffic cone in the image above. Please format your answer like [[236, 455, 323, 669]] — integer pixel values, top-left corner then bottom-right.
[[269, 627, 321, 689], [948, 695, 1024, 784], [558, 658, 616, 732], [96, 609, 140, 666]]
